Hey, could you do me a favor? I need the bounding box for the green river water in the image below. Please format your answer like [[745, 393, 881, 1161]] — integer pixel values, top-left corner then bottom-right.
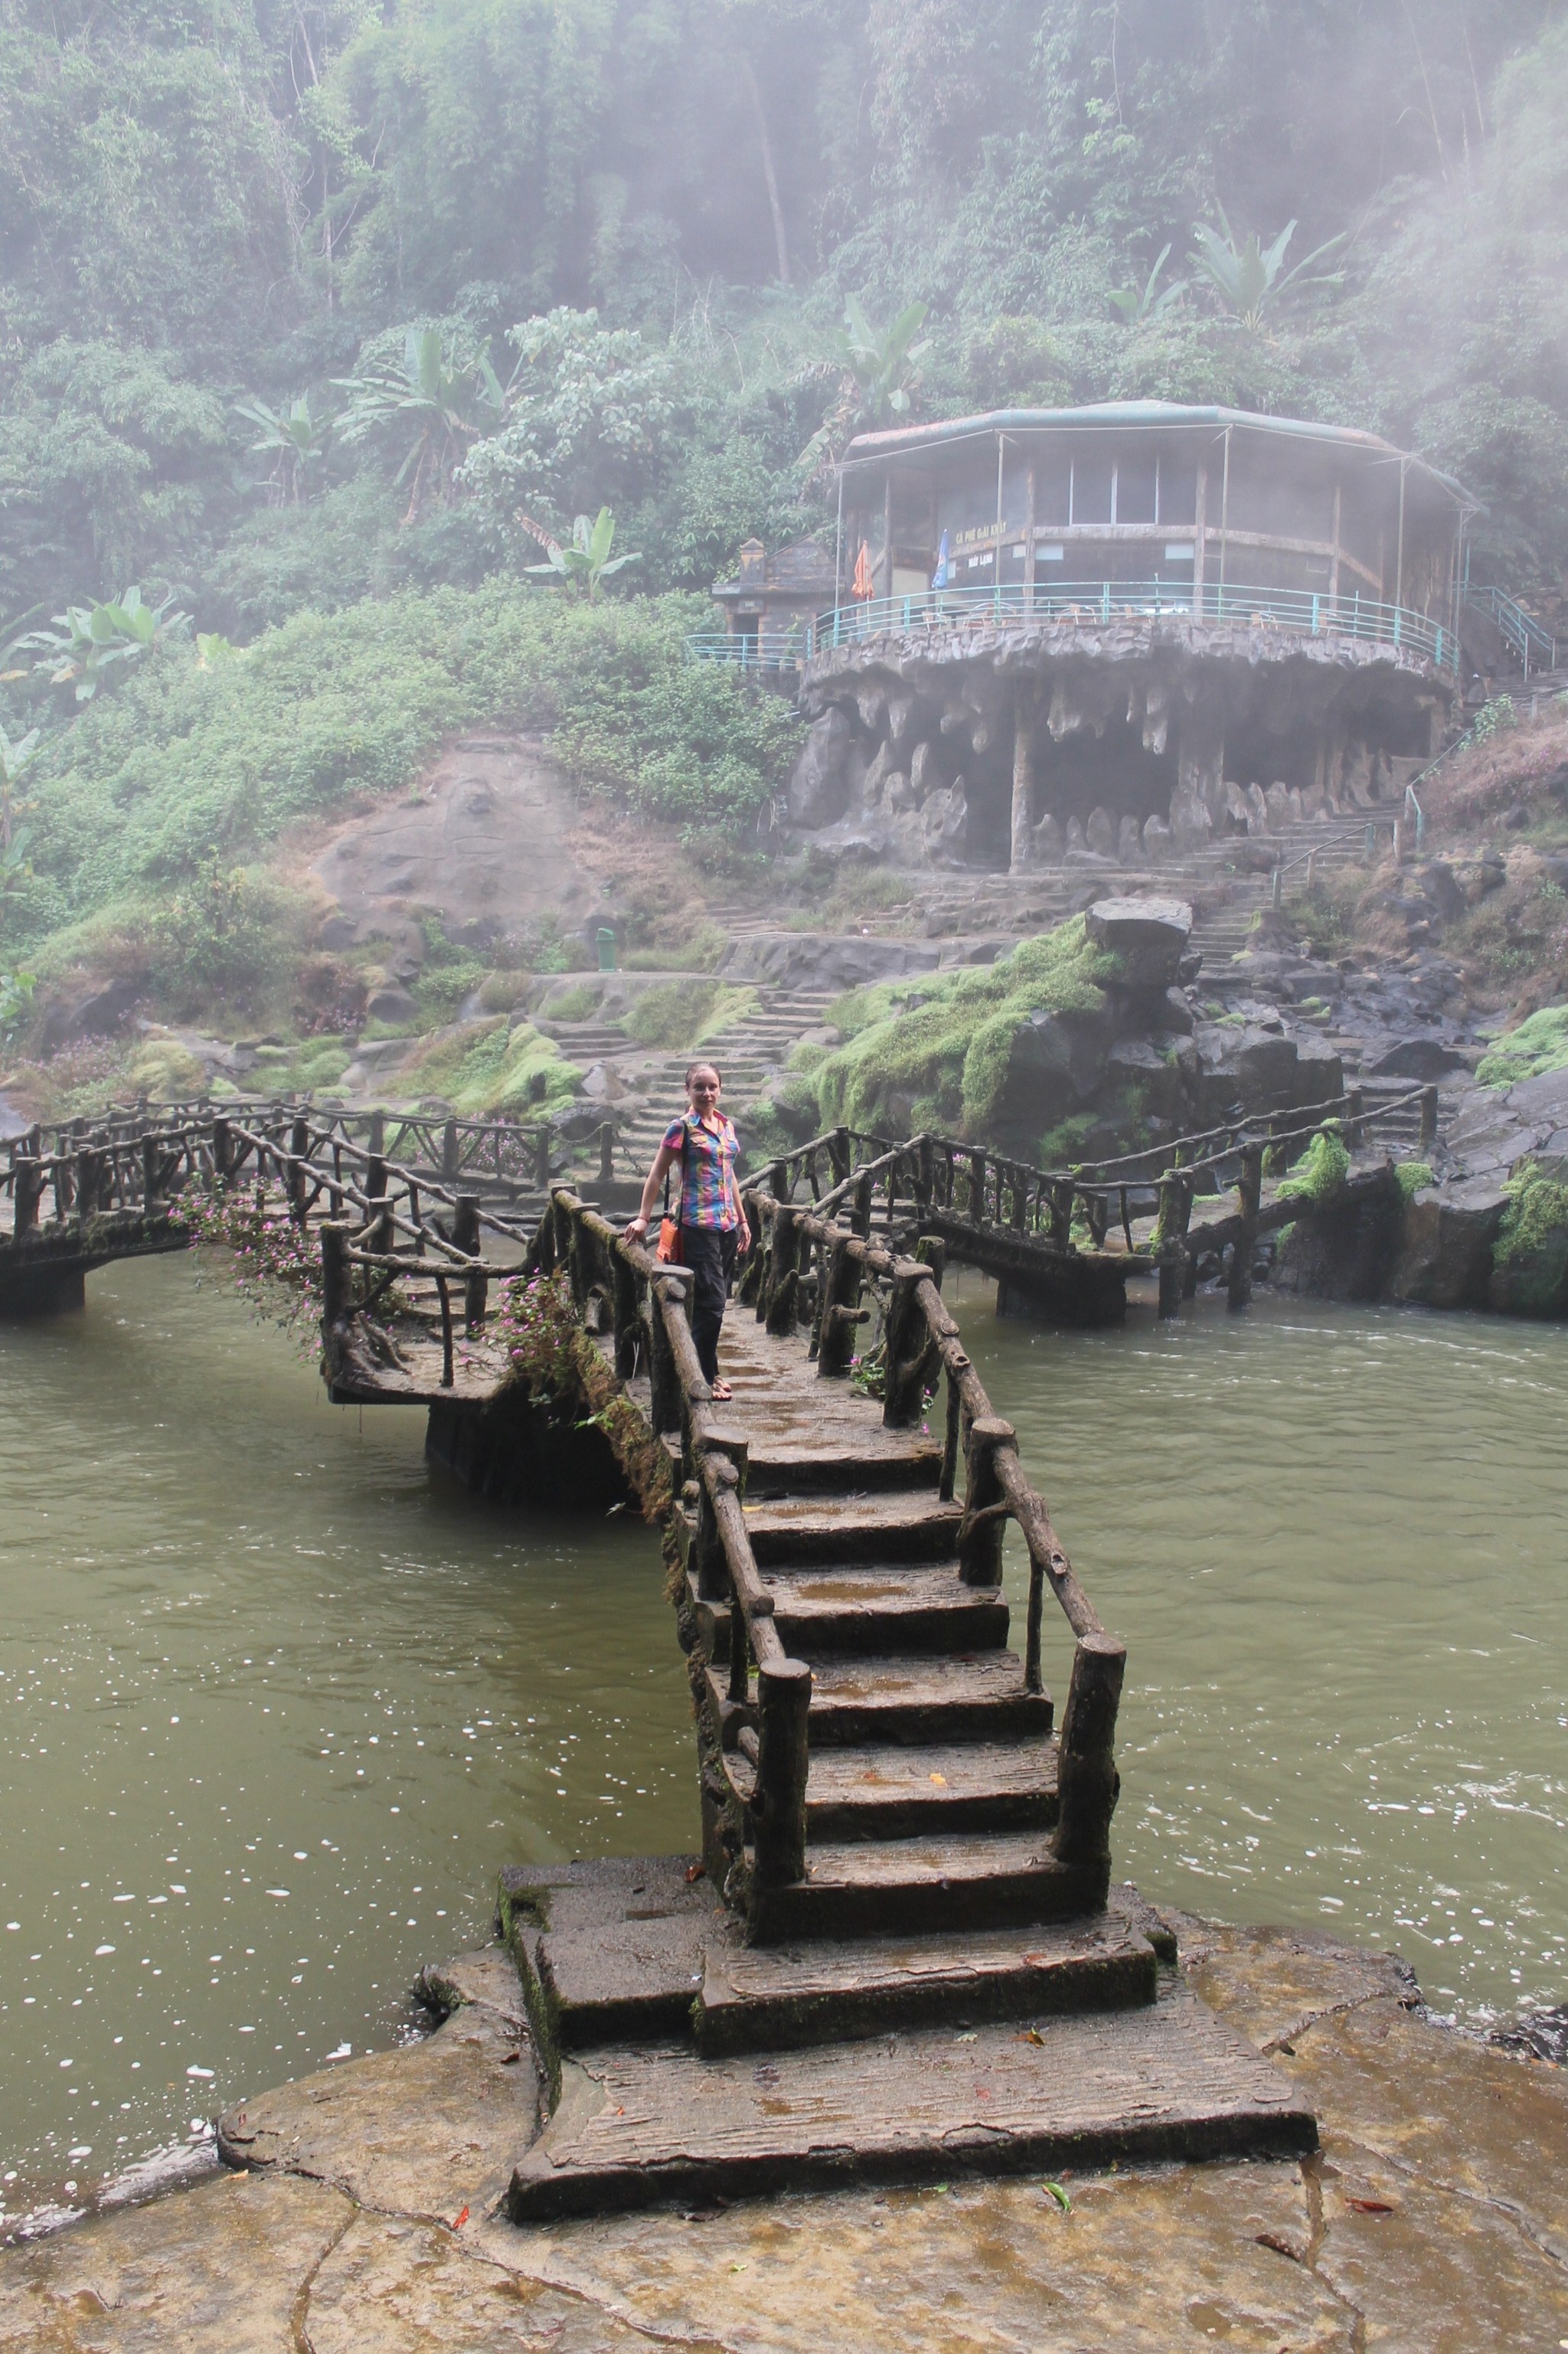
[[1, 1253, 1564, 2226]]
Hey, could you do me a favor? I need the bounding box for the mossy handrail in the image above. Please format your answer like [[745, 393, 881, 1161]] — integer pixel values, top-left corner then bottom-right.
[[532, 1187, 813, 1894]]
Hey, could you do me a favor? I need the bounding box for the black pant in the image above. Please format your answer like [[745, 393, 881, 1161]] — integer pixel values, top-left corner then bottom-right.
[[681, 1225, 737, 1385]]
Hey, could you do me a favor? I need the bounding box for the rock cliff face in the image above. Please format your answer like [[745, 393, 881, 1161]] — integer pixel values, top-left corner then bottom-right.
[[786, 614, 1448, 875]]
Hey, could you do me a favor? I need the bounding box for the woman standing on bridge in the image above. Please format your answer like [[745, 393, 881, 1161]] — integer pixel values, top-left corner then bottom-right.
[[623, 1062, 750, 1401]]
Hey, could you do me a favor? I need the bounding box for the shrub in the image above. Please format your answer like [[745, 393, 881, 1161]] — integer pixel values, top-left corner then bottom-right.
[[398, 1018, 580, 1115], [3, 589, 802, 960]]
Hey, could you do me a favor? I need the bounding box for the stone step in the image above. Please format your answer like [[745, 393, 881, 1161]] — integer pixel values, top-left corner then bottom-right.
[[694, 1898, 1155, 2055], [742, 1491, 966, 1568], [506, 1970, 1315, 2220], [753, 1649, 1054, 1748], [745, 1827, 1111, 1940], [801, 1733, 1060, 1837], [761, 1561, 1011, 1658]]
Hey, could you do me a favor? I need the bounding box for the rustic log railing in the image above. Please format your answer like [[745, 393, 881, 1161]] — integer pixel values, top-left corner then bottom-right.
[[740, 1174, 1126, 1877], [531, 1189, 813, 1891], [7, 1098, 632, 1209], [750, 1082, 1437, 1317]]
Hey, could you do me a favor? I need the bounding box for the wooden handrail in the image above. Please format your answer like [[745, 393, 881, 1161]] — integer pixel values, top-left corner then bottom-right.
[[543, 1186, 814, 1893], [747, 1175, 1125, 1871]]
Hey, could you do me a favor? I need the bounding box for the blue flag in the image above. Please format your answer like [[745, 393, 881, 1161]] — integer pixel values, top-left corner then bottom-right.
[[931, 529, 949, 590]]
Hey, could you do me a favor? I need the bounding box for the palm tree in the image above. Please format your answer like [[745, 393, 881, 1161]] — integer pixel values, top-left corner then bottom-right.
[[1188, 204, 1344, 332], [335, 330, 506, 522], [234, 394, 335, 503], [518, 508, 639, 600]]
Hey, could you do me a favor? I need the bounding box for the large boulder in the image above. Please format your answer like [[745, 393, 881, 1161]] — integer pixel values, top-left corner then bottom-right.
[[992, 1006, 1113, 1146], [1367, 1037, 1471, 1081], [1192, 1023, 1341, 1122], [1390, 1180, 1509, 1310], [1105, 1035, 1191, 1123], [1085, 896, 1194, 989], [1486, 1169, 1568, 1317], [787, 708, 855, 829]]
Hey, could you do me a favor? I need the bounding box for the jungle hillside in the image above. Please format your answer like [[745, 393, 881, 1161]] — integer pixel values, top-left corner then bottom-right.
[[2, 0, 1567, 1084]]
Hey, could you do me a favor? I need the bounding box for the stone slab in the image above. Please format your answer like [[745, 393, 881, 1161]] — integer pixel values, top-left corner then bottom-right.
[[7, 1921, 1566, 2352], [216, 1945, 536, 2222], [696, 1901, 1158, 2054], [507, 1975, 1316, 2218]]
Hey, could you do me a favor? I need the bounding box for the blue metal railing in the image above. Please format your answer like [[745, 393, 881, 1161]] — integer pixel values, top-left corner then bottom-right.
[[1461, 584, 1557, 678], [684, 629, 816, 671], [780, 580, 1456, 673]]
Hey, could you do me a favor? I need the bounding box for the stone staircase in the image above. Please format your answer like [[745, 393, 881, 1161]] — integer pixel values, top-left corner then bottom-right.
[[607, 985, 839, 1176]]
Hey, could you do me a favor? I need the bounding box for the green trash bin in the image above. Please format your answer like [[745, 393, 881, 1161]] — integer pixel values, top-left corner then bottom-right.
[[596, 925, 617, 972]]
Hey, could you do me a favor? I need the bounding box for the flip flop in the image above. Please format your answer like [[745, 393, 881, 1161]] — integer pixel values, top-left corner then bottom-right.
[[710, 1379, 733, 1401]]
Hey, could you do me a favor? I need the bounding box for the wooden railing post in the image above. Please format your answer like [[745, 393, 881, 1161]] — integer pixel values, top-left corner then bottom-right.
[[1047, 1178, 1073, 1248], [882, 1260, 936, 1425], [765, 1204, 802, 1336], [452, 1192, 485, 1330], [1154, 1172, 1193, 1319], [648, 1271, 686, 1434], [1053, 1633, 1125, 1868], [441, 1119, 459, 1187], [140, 1132, 162, 1211], [13, 1154, 41, 1237], [968, 1149, 986, 1227], [851, 1169, 873, 1239], [1347, 1087, 1364, 1153], [1227, 1143, 1263, 1312], [211, 1117, 234, 1184], [959, 1414, 1014, 1587], [1419, 1085, 1439, 1154], [367, 1109, 385, 1157], [612, 1249, 640, 1379], [816, 1231, 866, 1376], [693, 1454, 737, 1602], [752, 1659, 812, 1889], [597, 1122, 615, 1183], [914, 1232, 946, 1290], [534, 1126, 553, 1189], [74, 1147, 103, 1220], [828, 1127, 851, 1189], [319, 1219, 351, 1328], [288, 1116, 310, 1224]]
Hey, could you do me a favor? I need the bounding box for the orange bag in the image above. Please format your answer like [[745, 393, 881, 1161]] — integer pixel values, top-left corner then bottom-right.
[[656, 1124, 685, 1262]]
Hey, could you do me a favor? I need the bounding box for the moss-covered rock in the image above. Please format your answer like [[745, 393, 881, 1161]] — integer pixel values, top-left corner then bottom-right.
[[1487, 1164, 1568, 1316], [1390, 1179, 1508, 1309], [811, 917, 1117, 1142]]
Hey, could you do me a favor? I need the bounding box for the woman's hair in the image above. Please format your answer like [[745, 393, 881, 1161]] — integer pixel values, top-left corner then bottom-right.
[[684, 1061, 722, 1090]]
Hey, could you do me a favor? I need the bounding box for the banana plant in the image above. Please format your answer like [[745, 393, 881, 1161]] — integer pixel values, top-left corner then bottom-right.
[[0, 968, 35, 1038], [17, 587, 190, 702], [1109, 243, 1187, 324], [1188, 204, 1344, 332], [234, 393, 335, 502], [335, 329, 507, 521], [520, 508, 639, 600], [834, 296, 931, 430]]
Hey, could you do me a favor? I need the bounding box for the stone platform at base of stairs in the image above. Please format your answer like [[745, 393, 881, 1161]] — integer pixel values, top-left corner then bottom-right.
[[497, 1855, 1315, 2220]]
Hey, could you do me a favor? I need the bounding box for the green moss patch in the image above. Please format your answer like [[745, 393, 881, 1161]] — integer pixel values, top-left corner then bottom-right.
[[1276, 1125, 1351, 1205], [1476, 1005, 1568, 1088], [621, 979, 756, 1052], [399, 1018, 581, 1115], [811, 918, 1115, 1137]]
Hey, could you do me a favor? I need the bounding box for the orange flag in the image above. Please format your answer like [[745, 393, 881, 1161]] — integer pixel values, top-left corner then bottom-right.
[[851, 541, 874, 600]]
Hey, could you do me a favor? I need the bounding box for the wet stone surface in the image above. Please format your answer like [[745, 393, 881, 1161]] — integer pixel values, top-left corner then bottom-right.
[[2, 1918, 1563, 2351]]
